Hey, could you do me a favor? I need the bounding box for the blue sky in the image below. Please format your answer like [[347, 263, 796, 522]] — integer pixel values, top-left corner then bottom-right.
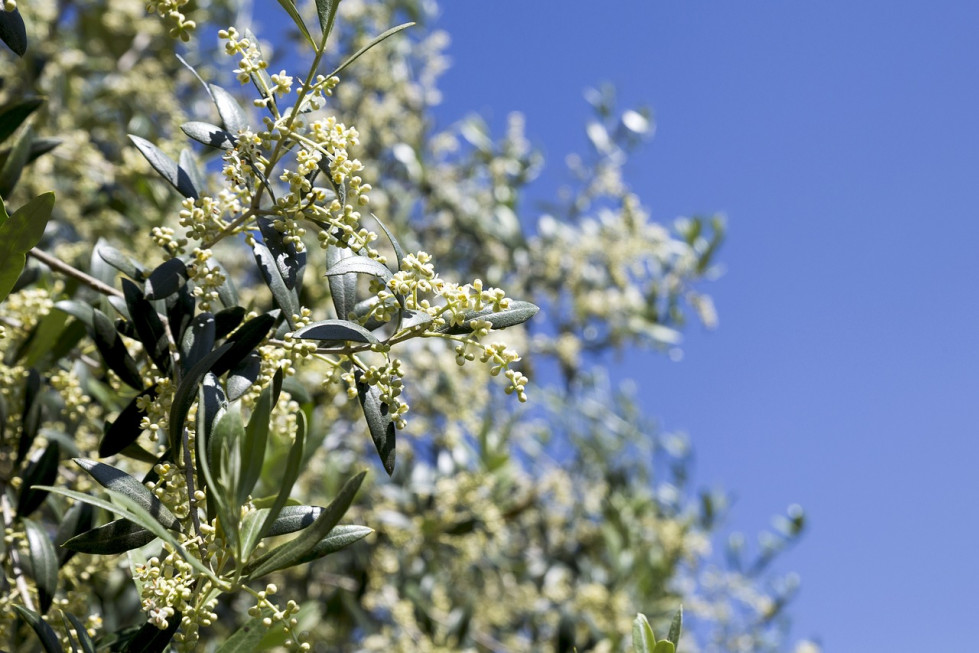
[[431, 2, 979, 650]]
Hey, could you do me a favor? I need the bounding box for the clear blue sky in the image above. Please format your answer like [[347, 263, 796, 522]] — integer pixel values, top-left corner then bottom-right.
[[431, 2, 979, 650]]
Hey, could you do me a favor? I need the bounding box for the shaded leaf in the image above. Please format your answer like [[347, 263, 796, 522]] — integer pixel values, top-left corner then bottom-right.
[[215, 615, 268, 653], [100, 385, 158, 458], [62, 518, 156, 554], [74, 459, 180, 531], [326, 245, 358, 319], [355, 368, 396, 475], [181, 120, 236, 150], [128, 135, 199, 199], [246, 470, 366, 579], [253, 240, 300, 328], [213, 306, 245, 340], [210, 312, 276, 377], [209, 84, 249, 134], [227, 351, 261, 401], [143, 258, 188, 300], [292, 319, 380, 345], [438, 300, 540, 335], [97, 244, 144, 280], [122, 280, 171, 374], [91, 308, 143, 390], [17, 441, 59, 517], [169, 341, 234, 446], [265, 504, 322, 536], [12, 605, 61, 652], [181, 312, 215, 375], [22, 517, 58, 613], [16, 367, 42, 466], [0, 97, 43, 143], [258, 216, 305, 291], [53, 503, 93, 566], [122, 612, 181, 653], [238, 369, 281, 505], [179, 148, 206, 197], [63, 611, 97, 653], [0, 192, 55, 304], [54, 300, 95, 329], [0, 115, 31, 196]]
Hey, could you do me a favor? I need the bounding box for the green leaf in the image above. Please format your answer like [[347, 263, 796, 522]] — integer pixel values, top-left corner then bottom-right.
[[0, 97, 43, 143], [12, 605, 61, 652], [143, 258, 189, 300], [100, 385, 157, 458], [227, 352, 261, 401], [314, 0, 341, 44], [355, 368, 396, 475], [96, 243, 144, 280], [653, 641, 675, 653], [210, 312, 277, 379], [330, 22, 415, 78], [169, 341, 234, 446], [122, 280, 171, 374], [667, 606, 683, 647], [274, 0, 315, 49], [128, 135, 199, 200], [54, 300, 95, 329], [179, 148, 206, 197], [438, 300, 540, 335], [22, 517, 58, 613], [16, 441, 59, 517], [16, 367, 42, 466], [181, 312, 216, 375], [253, 240, 300, 329], [63, 611, 97, 653], [255, 410, 306, 542], [91, 308, 143, 391], [207, 406, 244, 549], [258, 216, 306, 292], [62, 517, 155, 554], [0, 122, 32, 196], [121, 612, 181, 653], [245, 470, 366, 579], [74, 458, 180, 531], [214, 306, 245, 340], [292, 319, 380, 344], [53, 502, 93, 566], [371, 212, 405, 269], [209, 84, 249, 135], [215, 615, 268, 653], [181, 121, 236, 150], [632, 613, 656, 653], [326, 245, 358, 319], [289, 524, 373, 566], [324, 254, 393, 280], [0, 192, 54, 305], [238, 369, 281, 505]]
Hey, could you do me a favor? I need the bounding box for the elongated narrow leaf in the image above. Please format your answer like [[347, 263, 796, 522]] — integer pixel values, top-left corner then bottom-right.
[[122, 612, 181, 653], [238, 369, 281, 505], [97, 244, 144, 280], [215, 615, 268, 653], [264, 504, 323, 536], [0, 120, 31, 196], [667, 606, 683, 646], [257, 216, 305, 291], [54, 503, 93, 566], [255, 410, 306, 542], [22, 517, 58, 613], [314, 0, 340, 44], [63, 517, 156, 555], [169, 341, 233, 446], [143, 258, 188, 300], [253, 240, 300, 329], [652, 641, 675, 653], [181, 121, 235, 150], [210, 312, 276, 377], [16, 367, 42, 466], [12, 605, 61, 652], [438, 300, 540, 335], [213, 306, 245, 340], [63, 612, 97, 653], [330, 22, 415, 78], [0, 192, 55, 304], [122, 280, 171, 374], [17, 441, 59, 517], [128, 135, 199, 200], [91, 308, 143, 390], [0, 97, 43, 143], [62, 611, 95, 653], [74, 459, 180, 531], [205, 406, 243, 551], [54, 300, 95, 329], [324, 254, 393, 280], [179, 148, 206, 197], [293, 319, 380, 344], [274, 0, 314, 49], [100, 385, 158, 458], [209, 84, 249, 135], [632, 613, 656, 653], [227, 351, 261, 401], [181, 312, 215, 375], [326, 245, 358, 319], [246, 470, 366, 579], [355, 369, 396, 475]]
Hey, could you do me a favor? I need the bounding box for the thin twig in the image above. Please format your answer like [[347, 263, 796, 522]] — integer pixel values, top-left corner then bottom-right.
[[28, 247, 123, 298]]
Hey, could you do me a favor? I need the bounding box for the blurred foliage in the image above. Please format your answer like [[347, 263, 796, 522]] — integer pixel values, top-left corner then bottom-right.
[[0, 0, 815, 651]]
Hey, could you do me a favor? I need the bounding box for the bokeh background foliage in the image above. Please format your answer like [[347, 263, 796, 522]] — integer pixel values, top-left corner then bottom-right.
[[0, 0, 812, 651]]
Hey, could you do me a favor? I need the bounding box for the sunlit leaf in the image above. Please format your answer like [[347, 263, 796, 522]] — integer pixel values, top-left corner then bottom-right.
[[330, 22, 415, 78]]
